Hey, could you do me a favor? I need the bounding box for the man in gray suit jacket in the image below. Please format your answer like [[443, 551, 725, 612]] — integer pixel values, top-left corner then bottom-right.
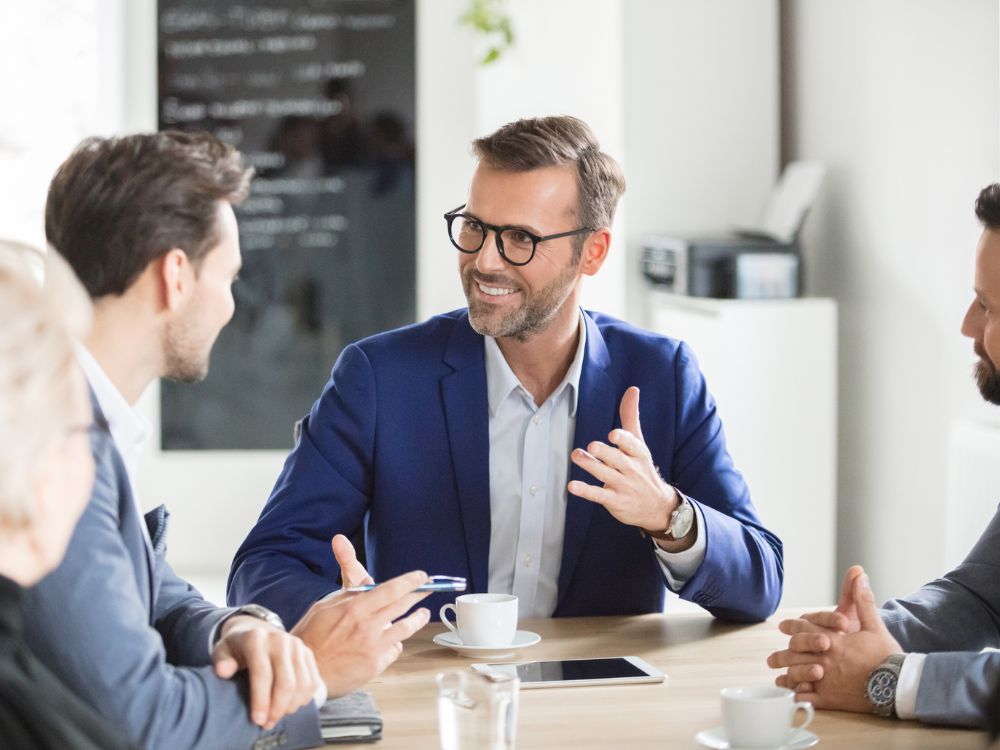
[[767, 182, 1000, 728], [22, 131, 432, 750]]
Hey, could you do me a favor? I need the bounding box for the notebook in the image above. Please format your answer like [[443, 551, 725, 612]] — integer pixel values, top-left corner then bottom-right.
[[319, 690, 383, 744]]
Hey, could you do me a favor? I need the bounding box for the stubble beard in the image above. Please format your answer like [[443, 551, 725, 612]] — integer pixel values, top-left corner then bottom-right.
[[463, 262, 578, 342], [163, 312, 212, 384]]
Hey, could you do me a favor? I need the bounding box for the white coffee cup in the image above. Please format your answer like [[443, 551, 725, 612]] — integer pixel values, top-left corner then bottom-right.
[[720, 685, 814, 748], [439, 594, 518, 647]]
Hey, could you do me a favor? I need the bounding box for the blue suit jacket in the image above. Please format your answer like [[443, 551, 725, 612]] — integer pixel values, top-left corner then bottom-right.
[[22, 395, 323, 750], [228, 310, 783, 624]]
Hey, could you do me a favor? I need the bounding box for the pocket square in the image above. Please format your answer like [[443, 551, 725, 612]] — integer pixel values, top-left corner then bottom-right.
[[143, 504, 170, 556]]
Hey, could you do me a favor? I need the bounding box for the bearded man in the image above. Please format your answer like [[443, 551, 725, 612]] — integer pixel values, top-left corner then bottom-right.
[[767, 183, 1000, 728], [229, 116, 783, 625]]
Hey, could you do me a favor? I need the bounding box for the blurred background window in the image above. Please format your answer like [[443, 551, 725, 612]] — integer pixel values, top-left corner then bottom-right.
[[158, 0, 416, 450]]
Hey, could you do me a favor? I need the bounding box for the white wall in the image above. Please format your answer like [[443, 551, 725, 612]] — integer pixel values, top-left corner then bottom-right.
[[624, 0, 780, 321], [0, 0, 123, 248], [782, 0, 1000, 597]]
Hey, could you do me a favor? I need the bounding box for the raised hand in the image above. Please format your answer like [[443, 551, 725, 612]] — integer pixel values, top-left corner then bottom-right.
[[332, 534, 374, 589], [568, 387, 692, 549]]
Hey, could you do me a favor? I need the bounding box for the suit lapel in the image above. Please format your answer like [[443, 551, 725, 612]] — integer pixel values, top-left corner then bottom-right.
[[89, 390, 156, 613], [441, 314, 491, 593], [557, 313, 617, 607]]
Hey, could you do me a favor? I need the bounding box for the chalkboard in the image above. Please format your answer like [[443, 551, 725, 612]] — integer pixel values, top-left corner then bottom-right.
[[157, 0, 416, 450]]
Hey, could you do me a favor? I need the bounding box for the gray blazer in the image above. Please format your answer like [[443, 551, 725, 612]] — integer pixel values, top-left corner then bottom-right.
[[881, 505, 1000, 728], [22, 398, 323, 750]]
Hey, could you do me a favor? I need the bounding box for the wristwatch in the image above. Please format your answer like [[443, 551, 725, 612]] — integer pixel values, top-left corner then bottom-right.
[[663, 495, 695, 540], [866, 653, 905, 718], [227, 604, 285, 631]]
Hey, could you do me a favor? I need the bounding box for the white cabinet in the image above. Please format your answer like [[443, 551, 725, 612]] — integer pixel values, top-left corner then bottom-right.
[[645, 291, 837, 607]]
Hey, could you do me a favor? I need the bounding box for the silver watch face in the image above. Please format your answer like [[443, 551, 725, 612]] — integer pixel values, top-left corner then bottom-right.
[[669, 501, 695, 539], [867, 666, 897, 707]]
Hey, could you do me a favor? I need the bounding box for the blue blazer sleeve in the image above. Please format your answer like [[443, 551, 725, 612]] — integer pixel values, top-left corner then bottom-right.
[[229, 343, 377, 626], [22, 449, 323, 750], [665, 342, 784, 621]]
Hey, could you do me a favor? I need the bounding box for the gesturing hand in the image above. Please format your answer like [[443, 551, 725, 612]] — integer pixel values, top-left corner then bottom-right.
[[332, 534, 374, 589], [213, 617, 322, 730], [568, 387, 691, 548], [766, 567, 903, 713], [292, 570, 432, 698]]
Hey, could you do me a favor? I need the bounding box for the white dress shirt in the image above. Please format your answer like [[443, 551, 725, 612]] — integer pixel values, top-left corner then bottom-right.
[[895, 653, 924, 719], [75, 343, 153, 546], [484, 311, 707, 618]]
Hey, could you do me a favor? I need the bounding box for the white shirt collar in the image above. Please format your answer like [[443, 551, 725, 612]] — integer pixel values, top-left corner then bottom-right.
[[74, 342, 152, 465], [484, 310, 587, 418]]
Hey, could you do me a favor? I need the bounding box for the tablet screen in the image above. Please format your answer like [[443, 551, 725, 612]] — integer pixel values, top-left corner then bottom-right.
[[479, 657, 660, 686]]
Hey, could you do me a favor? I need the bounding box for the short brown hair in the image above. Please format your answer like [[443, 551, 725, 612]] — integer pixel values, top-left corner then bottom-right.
[[46, 130, 254, 298], [472, 116, 626, 237]]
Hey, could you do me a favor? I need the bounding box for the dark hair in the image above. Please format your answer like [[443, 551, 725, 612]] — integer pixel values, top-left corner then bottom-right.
[[471, 116, 626, 239], [975, 183, 1000, 230], [45, 130, 254, 298]]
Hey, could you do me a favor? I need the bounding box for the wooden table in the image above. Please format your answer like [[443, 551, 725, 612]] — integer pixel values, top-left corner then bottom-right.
[[334, 610, 984, 749]]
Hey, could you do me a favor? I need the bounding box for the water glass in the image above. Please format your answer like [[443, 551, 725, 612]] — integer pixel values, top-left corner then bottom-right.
[[437, 670, 519, 750]]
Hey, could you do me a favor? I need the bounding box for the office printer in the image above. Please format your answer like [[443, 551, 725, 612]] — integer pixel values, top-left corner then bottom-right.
[[642, 162, 824, 299]]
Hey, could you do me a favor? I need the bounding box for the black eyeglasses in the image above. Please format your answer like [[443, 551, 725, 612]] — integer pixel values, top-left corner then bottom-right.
[[444, 204, 595, 267]]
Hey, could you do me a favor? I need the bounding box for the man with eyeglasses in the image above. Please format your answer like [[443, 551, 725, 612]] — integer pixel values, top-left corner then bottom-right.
[[229, 115, 783, 625]]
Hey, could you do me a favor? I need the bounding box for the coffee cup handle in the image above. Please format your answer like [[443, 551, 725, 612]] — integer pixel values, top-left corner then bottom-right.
[[792, 701, 814, 733], [440, 603, 458, 633]]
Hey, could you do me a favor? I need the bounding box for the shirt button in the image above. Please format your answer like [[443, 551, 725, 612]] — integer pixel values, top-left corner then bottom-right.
[[523, 554, 532, 567], [532, 415, 540, 426], [529, 485, 538, 496]]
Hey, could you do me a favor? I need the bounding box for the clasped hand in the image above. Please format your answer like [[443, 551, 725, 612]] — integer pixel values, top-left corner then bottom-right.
[[766, 565, 903, 713], [568, 386, 690, 548], [213, 534, 430, 729]]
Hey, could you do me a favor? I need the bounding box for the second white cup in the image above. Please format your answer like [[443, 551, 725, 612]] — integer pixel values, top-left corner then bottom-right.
[[720, 685, 814, 748], [440, 593, 518, 647]]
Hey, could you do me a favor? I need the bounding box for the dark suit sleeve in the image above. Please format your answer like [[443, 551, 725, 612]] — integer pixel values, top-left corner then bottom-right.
[[155, 555, 234, 666], [667, 342, 784, 621], [23, 452, 323, 750], [228, 343, 377, 626], [910, 652, 1000, 727], [877, 506, 1000, 726], [882, 506, 1000, 653]]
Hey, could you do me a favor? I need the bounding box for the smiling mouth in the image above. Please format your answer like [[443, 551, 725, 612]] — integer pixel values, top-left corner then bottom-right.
[[477, 281, 518, 297]]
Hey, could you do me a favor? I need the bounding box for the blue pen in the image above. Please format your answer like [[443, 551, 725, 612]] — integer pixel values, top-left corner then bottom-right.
[[345, 575, 467, 593]]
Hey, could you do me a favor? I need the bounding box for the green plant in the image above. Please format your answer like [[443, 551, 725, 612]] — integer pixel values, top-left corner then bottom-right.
[[459, 0, 515, 65]]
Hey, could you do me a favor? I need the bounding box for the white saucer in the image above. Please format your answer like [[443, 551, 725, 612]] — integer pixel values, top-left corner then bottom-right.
[[432, 630, 541, 658], [694, 726, 819, 750]]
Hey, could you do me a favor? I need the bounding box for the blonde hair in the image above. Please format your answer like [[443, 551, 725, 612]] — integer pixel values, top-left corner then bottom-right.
[[0, 242, 92, 524]]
